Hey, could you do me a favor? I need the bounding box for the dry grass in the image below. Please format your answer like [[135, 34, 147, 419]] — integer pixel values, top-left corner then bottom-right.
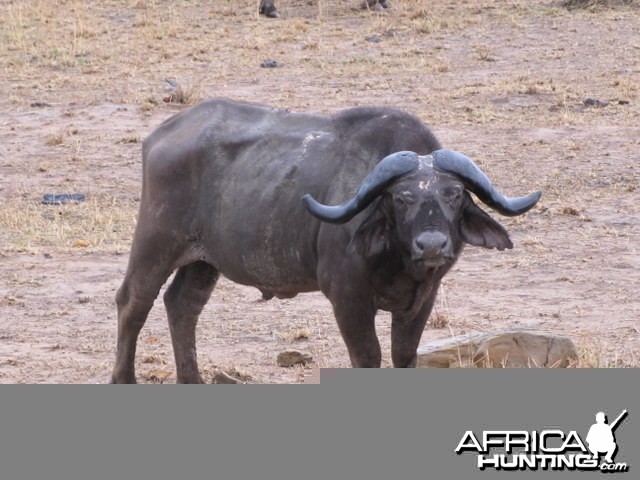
[[573, 338, 640, 368], [0, 196, 137, 253], [563, 0, 638, 9]]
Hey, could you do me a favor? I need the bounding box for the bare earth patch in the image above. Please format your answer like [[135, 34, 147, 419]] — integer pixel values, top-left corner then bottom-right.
[[1, 1, 639, 383]]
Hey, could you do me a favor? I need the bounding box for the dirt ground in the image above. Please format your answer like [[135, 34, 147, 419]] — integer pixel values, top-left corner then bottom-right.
[[1, 0, 639, 383]]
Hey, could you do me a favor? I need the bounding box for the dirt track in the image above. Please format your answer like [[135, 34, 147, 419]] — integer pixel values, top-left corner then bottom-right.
[[1, 0, 639, 383]]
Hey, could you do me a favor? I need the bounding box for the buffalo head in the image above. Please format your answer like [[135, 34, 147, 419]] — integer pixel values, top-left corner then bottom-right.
[[303, 150, 541, 279]]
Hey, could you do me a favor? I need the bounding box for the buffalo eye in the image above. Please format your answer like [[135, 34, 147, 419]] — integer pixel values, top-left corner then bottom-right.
[[443, 185, 463, 207], [392, 193, 415, 207]]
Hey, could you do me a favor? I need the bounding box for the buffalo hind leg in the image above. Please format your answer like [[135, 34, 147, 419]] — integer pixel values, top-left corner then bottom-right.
[[111, 263, 174, 383], [164, 261, 219, 384]]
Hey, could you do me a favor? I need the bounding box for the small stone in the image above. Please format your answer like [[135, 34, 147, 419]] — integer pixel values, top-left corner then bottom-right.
[[260, 60, 281, 69], [41, 193, 86, 205], [277, 350, 313, 367], [583, 98, 608, 108]]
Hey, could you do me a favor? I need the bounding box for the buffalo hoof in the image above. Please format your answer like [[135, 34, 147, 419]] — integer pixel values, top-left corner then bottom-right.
[[361, 0, 390, 10], [259, 289, 275, 301], [109, 375, 137, 384], [260, 3, 279, 18], [212, 372, 242, 384]]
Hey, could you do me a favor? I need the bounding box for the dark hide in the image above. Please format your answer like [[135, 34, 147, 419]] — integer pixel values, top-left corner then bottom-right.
[[110, 98, 539, 383]]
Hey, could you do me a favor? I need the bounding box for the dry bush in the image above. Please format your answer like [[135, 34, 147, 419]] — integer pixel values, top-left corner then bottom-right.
[[429, 312, 450, 329], [46, 132, 66, 146], [281, 327, 311, 342], [573, 338, 640, 368], [474, 45, 496, 62], [164, 83, 203, 106]]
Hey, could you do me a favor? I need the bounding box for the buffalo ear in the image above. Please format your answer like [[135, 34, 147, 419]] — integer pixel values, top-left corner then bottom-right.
[[460, 200, 513, 250], [348, 208, 390, 258]]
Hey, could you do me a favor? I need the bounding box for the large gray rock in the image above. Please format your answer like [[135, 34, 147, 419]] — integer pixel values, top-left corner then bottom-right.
[[417, 330, 578, 368]]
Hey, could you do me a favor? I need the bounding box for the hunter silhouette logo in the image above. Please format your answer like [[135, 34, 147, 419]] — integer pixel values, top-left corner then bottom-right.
[[587, 410, 627, 463], [455, 409, 630, 472]]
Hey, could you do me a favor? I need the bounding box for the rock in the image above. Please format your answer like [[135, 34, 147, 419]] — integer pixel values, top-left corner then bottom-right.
[[583, 98, 608, 108], [474, 332, 577, 368], [41, 193, 86, 205], [212, 371, 242, 384], [260, 59, 281, 68], [277, 350, 313, 367], [417, 330, 578, 368], [417, 336, 478, 368]]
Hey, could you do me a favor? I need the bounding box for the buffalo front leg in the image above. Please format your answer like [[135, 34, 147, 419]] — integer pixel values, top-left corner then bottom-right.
[[391, 289, 438, 368], [331, 295, 381, 368], [164, 261, 219, 384]]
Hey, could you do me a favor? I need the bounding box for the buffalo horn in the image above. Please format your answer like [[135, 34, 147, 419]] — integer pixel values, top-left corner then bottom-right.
[[432, 149, 541, 217], [302, 151, 420, 224]]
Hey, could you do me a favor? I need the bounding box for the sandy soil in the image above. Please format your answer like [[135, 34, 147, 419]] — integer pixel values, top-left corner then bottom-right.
[[1, 0, 639, 383]]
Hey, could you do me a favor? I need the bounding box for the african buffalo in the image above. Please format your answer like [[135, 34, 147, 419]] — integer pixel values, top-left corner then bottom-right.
[[110, 98, 541, 383]]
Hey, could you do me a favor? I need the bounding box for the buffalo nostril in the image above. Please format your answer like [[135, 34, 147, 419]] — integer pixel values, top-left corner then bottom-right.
[[414, 231, 449, 259]]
